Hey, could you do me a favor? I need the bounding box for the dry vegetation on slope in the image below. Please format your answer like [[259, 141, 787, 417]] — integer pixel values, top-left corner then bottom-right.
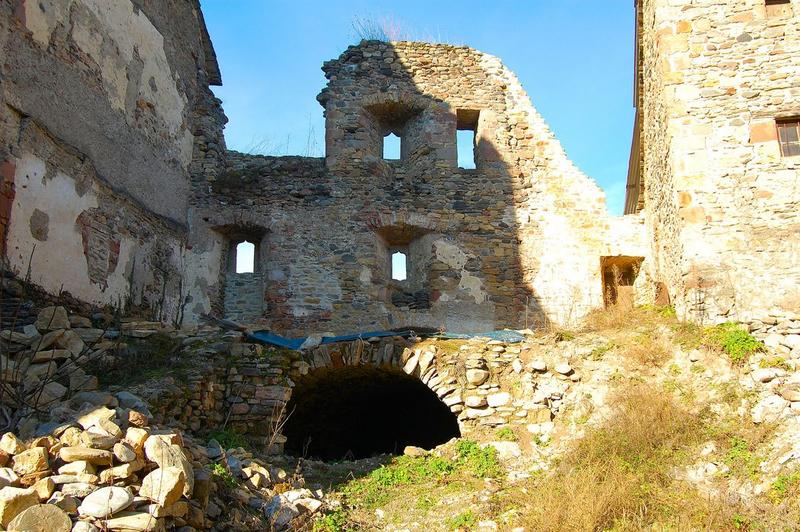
[[307, 306, 800, 531]]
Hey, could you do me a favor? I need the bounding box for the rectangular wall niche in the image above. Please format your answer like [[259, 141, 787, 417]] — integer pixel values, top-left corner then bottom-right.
[[456, 109, 480, 170], [777, 118, 800, 157], [766, 0, 792, 18], [601, 256, 644, 308]]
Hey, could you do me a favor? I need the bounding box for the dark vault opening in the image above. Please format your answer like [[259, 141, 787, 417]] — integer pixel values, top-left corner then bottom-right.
[[283, 366, 461, 460]]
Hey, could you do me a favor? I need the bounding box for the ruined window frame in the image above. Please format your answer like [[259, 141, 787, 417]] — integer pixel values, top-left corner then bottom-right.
[[389, 247, 409, 283], [456, 109, 480, 170], [776, 118, 800, 158], [382, 132, 403, 161]]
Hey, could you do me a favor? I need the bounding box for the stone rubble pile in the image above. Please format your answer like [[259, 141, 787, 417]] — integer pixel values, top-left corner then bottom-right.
[[0, 305, 170, 410], [0, 390, 208, 531], [0, 389, 327, 531]]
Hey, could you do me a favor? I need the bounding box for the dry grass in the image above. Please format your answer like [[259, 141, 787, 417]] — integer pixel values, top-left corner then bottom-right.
[[622, 332, 672, 367], [514, 386, 720, 531], [510, 384, 800, 531], [582, 304, 676, 333]]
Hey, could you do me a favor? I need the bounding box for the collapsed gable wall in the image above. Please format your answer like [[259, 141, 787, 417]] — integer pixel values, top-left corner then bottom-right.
[[188, 42, 647, 334], [0, 0, 225, 319]]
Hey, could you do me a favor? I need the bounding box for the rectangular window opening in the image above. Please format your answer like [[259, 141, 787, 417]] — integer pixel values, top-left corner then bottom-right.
[[777, 118, 800, 157], [383, 133, 402, 161], [456, 109, 480, 170], [391, 250, 407, 281], [766, 0, 792, 17], [235, 241, 256, 273]]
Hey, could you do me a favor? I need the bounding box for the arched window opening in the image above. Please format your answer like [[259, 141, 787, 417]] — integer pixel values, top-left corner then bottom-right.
[[235, 241, 256, 273], [391, 251, 407, 281], [383, 133, 402, 160]]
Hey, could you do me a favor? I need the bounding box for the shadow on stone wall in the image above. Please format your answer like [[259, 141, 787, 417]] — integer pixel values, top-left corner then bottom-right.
[[194, 40, 565, 334]]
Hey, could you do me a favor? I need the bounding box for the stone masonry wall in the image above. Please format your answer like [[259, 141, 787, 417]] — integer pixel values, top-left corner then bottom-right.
[[223, 273, 265, 323], [0, 0, 225, 319], [140, 332, 586, 452], [188, 41, 647, 334], [636, 0, 800, 326]]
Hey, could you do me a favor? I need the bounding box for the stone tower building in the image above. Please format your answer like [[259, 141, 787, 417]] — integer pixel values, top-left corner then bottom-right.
[[627, 0, 800, 328]]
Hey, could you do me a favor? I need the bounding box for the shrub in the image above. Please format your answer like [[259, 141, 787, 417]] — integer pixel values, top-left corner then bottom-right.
[[770, 471, 800, 502], [208, 428, 249, 451], [446, 510, 477, 530], [210, 463, 238, 489], [724, 436, 762, 479], [455, 440, 501, 478], [313, 509, 348, 532], [496, 427, 516, 441], [704, 323, 763, 364]]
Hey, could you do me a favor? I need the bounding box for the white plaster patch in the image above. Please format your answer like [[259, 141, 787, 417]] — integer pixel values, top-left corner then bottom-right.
[[182, 231, 225, 324], [23, 0, 71, 46], [7, 153, 134, 305], [434, 239, 488, 305], [434, 239, 467, 270]]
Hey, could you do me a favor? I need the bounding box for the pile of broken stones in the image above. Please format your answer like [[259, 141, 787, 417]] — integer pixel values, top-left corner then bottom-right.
[[0, 394, 328, 531], [0, 306, 327, 531]]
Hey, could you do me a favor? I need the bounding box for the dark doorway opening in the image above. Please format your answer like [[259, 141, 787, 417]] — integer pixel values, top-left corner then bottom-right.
[[283, 366, 460, 460], [601, 256, 644, 308]]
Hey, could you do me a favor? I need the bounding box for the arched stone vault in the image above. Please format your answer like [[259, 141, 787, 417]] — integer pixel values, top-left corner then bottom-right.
[[298, 339, 467, 416]]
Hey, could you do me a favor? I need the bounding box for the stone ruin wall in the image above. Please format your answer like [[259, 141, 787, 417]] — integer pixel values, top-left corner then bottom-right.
[[0, 5, 651, 335], [135, 332, 583, 452], [0, 0, 226, 323], [189, 42, 647, 335], [637, 0, 800, 333]]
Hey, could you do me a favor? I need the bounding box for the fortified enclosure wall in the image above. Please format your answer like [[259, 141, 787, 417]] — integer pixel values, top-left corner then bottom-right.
[[0, 0, 226, 323], [633, 0, 800, 328], [189, 41, 647, 334]]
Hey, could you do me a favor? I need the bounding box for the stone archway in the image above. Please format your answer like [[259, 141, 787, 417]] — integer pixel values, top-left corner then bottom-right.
[[295, 339, 467, 415], [282, 339, 467, 459], [282, 365, 460, 460]]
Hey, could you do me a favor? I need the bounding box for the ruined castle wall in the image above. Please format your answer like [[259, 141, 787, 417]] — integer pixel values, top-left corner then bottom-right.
[[638, 0, 686, 314], [639, 0, 800, 323], [0, 0, 224, 319], [189, 42, 647, 333]]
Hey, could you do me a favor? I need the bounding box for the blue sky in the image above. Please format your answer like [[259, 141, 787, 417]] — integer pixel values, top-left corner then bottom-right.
[[201, 1, 635, 215]]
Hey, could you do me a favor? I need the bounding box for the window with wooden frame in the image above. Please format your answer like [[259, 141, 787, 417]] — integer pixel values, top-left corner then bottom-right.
[[777, 118, 800, 157]]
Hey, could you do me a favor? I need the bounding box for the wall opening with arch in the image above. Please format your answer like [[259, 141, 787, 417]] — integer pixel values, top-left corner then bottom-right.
[[282, 366, 461, 460], [214, 224, 268, 323]]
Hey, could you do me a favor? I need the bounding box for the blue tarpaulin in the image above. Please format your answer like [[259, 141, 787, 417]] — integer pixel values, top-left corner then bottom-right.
[[245, 328, 525, 351]]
